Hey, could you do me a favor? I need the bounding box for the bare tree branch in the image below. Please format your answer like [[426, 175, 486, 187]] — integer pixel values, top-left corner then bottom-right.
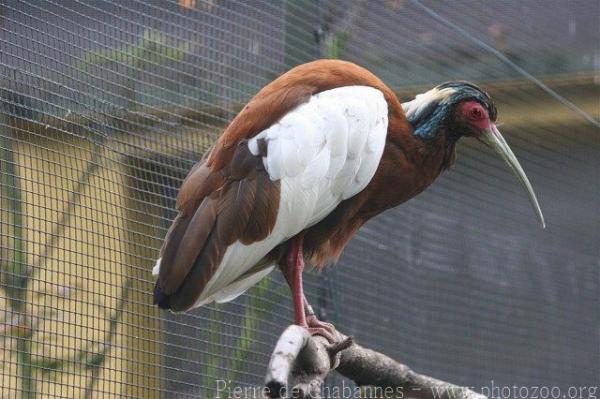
[[265, 325, 486, 399]]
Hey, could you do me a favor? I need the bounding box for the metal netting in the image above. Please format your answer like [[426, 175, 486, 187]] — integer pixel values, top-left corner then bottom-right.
[[1, 1, 598, 398]]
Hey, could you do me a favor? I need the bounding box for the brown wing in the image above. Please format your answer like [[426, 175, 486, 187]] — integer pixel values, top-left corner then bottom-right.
[[154, 140, 280, 311]]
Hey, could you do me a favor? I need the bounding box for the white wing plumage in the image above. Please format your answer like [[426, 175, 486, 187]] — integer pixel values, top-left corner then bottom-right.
[[190, 85, 389, 307]]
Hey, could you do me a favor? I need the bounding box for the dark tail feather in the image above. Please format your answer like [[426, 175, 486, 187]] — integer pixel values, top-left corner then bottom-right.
[[156, 213, 192, 294], [167, 229, 221, 311], [153, 213, 192, 310], [153, 200, 219, 310], [153, 280, 171, 310]]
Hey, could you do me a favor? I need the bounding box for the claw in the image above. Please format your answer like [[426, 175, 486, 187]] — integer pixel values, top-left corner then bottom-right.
[[307, 327, 337, 343], [305, 315, 340, 344]]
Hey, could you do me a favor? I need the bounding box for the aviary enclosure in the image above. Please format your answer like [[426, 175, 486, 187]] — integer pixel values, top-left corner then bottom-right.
[[0, 1, 598, 398]]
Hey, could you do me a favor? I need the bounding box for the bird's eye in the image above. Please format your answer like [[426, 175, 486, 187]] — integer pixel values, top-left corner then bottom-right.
[[468, 107, 484, 120]]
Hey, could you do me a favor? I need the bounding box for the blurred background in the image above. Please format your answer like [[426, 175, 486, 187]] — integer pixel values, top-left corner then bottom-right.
[[0, 0, 598, 398]]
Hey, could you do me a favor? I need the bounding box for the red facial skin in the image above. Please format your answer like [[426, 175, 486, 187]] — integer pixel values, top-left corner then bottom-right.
[[458, 101, 493, 135]]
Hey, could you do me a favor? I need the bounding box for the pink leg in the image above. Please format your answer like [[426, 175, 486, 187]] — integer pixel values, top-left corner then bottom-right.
[[282, 236, 338, 342], [286, 236, 307, 326]]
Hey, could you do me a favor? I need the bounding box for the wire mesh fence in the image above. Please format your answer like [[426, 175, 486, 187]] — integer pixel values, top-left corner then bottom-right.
[[0, 0, 598, 398]]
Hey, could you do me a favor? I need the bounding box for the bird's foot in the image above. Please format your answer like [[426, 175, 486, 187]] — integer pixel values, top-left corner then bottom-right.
[[304, 315, 341, 344]]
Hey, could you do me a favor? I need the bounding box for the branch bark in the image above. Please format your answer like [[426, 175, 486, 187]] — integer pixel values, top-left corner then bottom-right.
[[265, 325, 486, 399]]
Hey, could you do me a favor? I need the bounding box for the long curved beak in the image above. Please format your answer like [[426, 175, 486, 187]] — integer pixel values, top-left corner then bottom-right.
[[478, 125, 545, 228]]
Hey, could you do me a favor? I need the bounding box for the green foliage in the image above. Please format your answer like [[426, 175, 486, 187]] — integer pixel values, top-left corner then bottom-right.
[[83, 279, 132, 399], [201, 277, 285, 397], [0, 131, 27, 309], [1, 120, 34, 399], [30, 358, 65, 374], [0, 124, 128, 397], [227, 278, 275, 383], [284, 0, 317, 67], [79, 28, 191, 108], [79, 28, 191, 69], [326, 31, 350, 59]]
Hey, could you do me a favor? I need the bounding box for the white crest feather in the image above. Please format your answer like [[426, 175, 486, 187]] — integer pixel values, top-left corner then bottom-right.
[[402, 86, 456, 120]]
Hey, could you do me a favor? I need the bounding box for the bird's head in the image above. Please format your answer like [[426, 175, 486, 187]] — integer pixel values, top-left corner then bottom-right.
[[403, 81, 545, 228]]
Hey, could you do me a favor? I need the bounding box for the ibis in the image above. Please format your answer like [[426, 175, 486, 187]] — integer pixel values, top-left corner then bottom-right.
[[152, 60, 544, 341]]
